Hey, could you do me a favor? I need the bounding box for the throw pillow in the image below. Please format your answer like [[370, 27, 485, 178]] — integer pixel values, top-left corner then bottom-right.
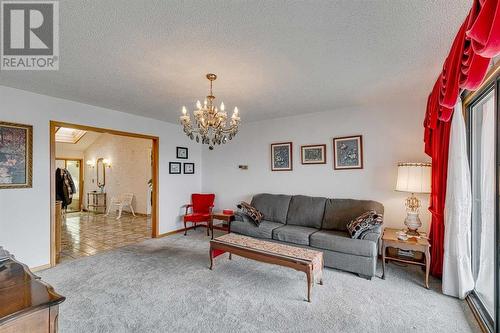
[[346, 210, 383, 239], [237, 201, 264, 226]]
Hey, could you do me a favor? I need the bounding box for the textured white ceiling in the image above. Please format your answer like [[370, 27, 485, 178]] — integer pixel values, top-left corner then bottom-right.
[[0, 0, 471, 123]]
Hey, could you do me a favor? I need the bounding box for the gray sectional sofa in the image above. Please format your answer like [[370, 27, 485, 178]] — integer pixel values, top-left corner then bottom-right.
[[232, 193, 384, 279]]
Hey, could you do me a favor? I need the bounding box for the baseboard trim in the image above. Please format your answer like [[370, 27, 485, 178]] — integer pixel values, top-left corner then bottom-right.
[[157, 225, 202, 238], [30, 263, 51, 272]]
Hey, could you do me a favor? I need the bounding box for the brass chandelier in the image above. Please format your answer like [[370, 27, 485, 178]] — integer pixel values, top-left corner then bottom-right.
[[180, 73, 240, 150]]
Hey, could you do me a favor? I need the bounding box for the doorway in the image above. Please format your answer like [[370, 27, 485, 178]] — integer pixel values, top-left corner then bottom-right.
[[50, 121, 159, 266], [55, 158, 83, 212]]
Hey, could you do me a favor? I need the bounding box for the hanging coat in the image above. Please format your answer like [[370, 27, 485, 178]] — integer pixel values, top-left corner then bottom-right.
[[55, 168, 75, 208]]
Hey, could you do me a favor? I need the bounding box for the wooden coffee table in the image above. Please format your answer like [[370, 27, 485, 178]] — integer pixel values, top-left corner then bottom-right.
[[209, 233, 324, 302]]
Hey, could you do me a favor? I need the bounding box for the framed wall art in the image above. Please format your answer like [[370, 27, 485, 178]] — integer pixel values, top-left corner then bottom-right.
[[169, 162, 181, 174], [300, 144, 326, 164], [176, 146, 188, 159], [333, 135, 363, 170], [271, 142, 293, 171], [183, 163, 195, 174], [0, 121, 33, 189]]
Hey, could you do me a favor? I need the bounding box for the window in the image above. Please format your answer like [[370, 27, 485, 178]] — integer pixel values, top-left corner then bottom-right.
[[55, 127, 87, 144], [466, 73, 499, 333]]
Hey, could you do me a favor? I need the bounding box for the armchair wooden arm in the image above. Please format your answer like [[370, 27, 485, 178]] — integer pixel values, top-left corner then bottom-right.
[[182, 204, 193, 215]]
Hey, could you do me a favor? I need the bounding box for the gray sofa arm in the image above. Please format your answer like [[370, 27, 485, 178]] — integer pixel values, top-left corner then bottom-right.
[[360, 225, 382, 243]]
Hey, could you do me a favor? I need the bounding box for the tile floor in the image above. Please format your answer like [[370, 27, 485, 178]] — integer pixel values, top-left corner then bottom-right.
[[60, 211, 152, 263]]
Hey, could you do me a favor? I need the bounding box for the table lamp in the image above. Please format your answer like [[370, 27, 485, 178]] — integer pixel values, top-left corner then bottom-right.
[[395, 162, 431, 236]]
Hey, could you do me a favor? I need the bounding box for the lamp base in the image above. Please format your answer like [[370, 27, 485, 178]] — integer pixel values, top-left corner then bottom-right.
[[405, 228, 420, 237], [404, 212, 422, 237]]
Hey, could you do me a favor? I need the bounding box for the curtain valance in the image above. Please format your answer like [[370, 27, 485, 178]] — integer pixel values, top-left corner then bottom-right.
[[423, 0, 499, 278]]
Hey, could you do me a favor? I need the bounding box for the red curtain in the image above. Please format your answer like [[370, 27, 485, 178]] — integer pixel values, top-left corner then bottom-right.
[[424, 0, 500, 278]]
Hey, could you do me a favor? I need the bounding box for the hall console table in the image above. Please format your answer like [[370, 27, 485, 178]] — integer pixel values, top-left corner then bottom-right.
[[0, 254, 65, 333], [381, 228, 431, 289], [209, 212, 235, 240], [87, 191, 106, 215], [210, 233, 324, 302]]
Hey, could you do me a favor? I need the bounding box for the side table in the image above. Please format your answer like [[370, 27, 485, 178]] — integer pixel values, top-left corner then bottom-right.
[[210, 212, 235, 240], [87, 191, 107, 215], [381, 228, 431, 289]]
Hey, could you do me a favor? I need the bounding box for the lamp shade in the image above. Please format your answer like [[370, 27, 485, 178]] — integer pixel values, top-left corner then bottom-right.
[[395, 162, 431, 193]]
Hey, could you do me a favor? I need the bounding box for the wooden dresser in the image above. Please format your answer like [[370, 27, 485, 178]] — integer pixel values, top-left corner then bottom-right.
[[0, 256, 65, 333]]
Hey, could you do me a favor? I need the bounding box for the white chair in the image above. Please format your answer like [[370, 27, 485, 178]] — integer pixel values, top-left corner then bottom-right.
[[105, 193, 136, 219]]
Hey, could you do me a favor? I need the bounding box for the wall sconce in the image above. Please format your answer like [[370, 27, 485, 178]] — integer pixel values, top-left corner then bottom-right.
[[86, 160, 96, 168], [103, 159, 112, 168]]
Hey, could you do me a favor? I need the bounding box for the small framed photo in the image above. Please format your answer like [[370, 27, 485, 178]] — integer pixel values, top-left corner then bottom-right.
[[169, 162, 181, 174], [271, 142, 293, 171], [183, 163, 195, 174], [176, 147, 188, 159], [333, 135, 363, 170], [301, 144, 326, 165], [0, 121, 33, 189]]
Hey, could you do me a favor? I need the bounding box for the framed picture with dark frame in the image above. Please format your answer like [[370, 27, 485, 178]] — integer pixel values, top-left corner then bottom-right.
[[169, 162, 181, 174], [183, 163, 195, 174], [301, 144, 326, 165], [0, 121, 33, 189], [271, 142, 293, 171], [176, 146, 188, 159], [333, 135, 363, 170]]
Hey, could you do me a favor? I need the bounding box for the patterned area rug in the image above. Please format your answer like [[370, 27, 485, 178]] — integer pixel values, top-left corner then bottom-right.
[[39, 229, 480, 333]]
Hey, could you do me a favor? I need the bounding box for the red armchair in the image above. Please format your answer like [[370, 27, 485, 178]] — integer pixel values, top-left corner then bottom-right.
[[183, 194, 215, 236]]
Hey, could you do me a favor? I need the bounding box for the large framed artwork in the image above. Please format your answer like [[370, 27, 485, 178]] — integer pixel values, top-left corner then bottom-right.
[[333, 135, 363, 170], [0, 122, 33, 188], [271, 142, 293, 171], [301, 144, 326, 164]]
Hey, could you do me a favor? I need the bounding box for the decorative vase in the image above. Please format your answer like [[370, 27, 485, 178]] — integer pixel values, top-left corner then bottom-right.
[[404, 212, 421, 236]]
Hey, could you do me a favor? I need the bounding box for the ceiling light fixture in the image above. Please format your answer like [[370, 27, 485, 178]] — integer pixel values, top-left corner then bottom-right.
[[180, 73, 240, 150]]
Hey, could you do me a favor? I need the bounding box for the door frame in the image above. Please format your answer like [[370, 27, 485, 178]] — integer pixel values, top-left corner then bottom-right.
[[50, 121, 160, 267], [55, 158, 84, 212]]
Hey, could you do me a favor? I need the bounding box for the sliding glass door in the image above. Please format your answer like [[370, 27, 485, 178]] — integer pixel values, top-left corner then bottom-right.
[[466, 74, 499, 333]]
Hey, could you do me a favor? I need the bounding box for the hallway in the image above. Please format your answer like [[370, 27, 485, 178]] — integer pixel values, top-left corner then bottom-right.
[[60, 212, 152, 263]]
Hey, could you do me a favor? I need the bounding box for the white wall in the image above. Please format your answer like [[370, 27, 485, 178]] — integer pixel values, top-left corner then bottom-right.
[[55, 142, 84, 159], [0, 86, 202, 267], [202, 104, 431, 232], [83, 133, 152, 215]]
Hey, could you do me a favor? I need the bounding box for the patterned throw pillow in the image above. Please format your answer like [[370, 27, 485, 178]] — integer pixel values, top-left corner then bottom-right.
[[346, 210, 383, 239], [237, 202, 264, 226]]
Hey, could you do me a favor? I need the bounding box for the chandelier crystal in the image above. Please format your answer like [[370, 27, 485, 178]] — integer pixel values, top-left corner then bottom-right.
[[180, 73, 240, 150]]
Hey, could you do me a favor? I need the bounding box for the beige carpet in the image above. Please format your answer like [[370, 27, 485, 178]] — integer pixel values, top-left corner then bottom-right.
[[39, 229, 481, 333]]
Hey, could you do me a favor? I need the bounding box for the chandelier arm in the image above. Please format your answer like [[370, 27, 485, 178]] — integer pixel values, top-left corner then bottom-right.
[[220, 124, 239, 133]]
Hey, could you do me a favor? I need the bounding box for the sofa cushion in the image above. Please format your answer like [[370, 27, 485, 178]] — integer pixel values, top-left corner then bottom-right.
[[231, 219, 283, 239], [286, 195, 326, 229], [272, 225, 318, 246], [310, 230, 377, 257], [322, 199, 384, 231], [251, 194, 292, 224]]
